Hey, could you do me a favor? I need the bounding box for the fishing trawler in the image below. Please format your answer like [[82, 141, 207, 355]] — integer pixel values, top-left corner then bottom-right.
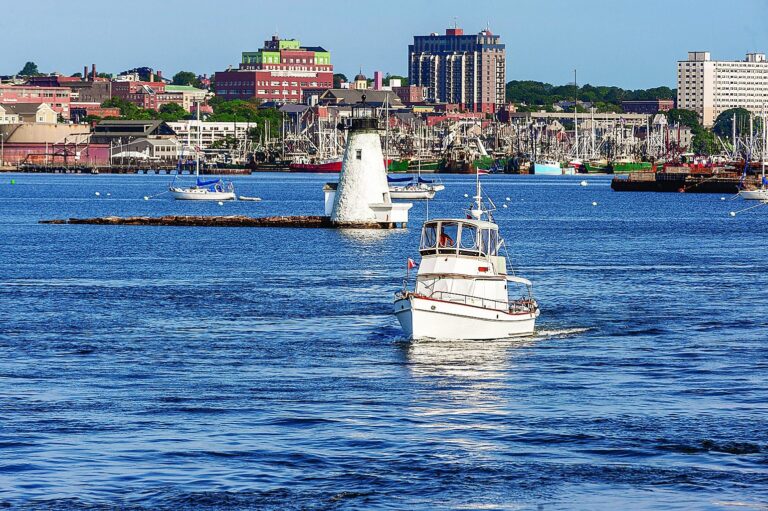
[[394, 179, 539, 340]]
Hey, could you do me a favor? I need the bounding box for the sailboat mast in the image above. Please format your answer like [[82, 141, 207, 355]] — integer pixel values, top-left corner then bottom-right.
[[195, 101, 200, 177], [574, 69, 578, 160]]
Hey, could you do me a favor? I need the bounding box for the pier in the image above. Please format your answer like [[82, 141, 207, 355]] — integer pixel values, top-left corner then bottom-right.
[[39, 215, 407, 229], [611, 171, 750, 193]]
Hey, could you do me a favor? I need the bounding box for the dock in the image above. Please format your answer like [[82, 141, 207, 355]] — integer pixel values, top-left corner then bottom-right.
[[611, 172, 749, 194], [39, 215, 407, 229]]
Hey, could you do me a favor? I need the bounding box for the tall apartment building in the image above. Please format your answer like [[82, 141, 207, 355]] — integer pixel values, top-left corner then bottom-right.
[[409, 27, 506, 114], [214, 36, 334, 103], [677, 51, 768, 127]]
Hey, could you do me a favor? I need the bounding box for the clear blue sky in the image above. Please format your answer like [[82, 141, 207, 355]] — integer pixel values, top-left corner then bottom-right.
[[2, 0, 766, 89]]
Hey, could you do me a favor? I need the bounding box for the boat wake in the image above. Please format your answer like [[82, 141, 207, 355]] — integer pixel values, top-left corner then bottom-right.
[[535, 327, 592, 338]]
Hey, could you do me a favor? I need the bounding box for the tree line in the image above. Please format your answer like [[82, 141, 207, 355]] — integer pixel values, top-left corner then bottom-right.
[[506, 80, 676, 112]]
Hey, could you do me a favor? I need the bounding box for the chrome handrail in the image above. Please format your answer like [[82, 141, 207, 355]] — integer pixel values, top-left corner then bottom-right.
[[426, 290, 536, 313]]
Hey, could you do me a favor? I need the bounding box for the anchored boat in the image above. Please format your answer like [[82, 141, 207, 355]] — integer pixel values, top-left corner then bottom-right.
[[394, 179, 539, 340], [168, 104, 235, 201]]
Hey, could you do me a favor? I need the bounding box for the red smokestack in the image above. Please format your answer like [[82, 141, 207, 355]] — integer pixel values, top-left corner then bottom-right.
[[91, 64, 96, 80], [157, 70, 163, 80], [84, 66, 88, 81]]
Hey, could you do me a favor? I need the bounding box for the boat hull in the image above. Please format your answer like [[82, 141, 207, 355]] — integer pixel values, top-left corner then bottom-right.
[[740, 189, 768, 201], [610, 162, 653, 174], [288, 161, 343, 173], [169, 188, 236, 201], [389, 189, 436, 200], [533, 163, 562, 175], [394, 296, 537, 340]]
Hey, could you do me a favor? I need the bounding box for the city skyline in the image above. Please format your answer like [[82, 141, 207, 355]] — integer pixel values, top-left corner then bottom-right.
[[2, 0, 768, 89]]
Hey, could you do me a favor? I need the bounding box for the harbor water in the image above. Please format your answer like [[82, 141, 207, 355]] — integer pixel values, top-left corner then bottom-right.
[[0, 173, 767, 510]]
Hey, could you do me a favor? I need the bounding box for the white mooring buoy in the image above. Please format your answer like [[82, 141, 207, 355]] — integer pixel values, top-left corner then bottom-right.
[[592, 201, 598, 206]]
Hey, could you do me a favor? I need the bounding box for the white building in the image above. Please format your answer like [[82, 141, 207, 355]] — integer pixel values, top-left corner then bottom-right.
[[166, 121, 251, 149], [677, 51, 768, 127]]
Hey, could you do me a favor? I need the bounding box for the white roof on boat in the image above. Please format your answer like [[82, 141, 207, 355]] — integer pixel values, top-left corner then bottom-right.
[[424, 218, 498, 229], [507, 276, 532, 286]]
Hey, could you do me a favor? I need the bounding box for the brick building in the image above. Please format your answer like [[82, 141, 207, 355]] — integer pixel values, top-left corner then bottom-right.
[[622, 99, 675, 114], [0, 85, 71, 119], [214, 35, 334, 103], [409, 27, 506, 114]]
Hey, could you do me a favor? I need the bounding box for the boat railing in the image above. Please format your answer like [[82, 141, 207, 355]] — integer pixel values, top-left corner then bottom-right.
[[427, 290, 535, 314]]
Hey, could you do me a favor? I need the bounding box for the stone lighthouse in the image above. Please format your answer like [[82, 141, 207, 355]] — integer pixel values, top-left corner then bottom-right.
[[329, 96, 411, 227]]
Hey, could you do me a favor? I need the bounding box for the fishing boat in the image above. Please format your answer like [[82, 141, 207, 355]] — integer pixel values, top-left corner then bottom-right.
[[169, 104, 235, 201], [532, 159, 562, 175], [740, 112, 768, 201], [387, 159, 410, 173], [610, 157, 653, 174], [394, 178, 540, 340], [288, 157, 343, 173]]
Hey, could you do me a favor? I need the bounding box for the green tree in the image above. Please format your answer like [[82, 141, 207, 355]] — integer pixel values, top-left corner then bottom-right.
[[333, 73, 348, 88], [666, 109, 701, 130], [172, 71, 199, 87], [384, 74, 409, 87], [70, 72, 83, 78], [691, 129, 717, 155], [101, 97, 158, 120], [713, 108, 754, 139], [158, 103, 189, 122], [18, 61, 40, 76]]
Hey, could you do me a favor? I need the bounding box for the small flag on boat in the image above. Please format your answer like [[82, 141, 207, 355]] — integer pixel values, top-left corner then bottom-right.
[[407, 258, 417, 270]]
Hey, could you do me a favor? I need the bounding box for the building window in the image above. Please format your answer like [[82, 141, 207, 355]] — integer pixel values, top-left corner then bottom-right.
[[356, 149, 362, 160]]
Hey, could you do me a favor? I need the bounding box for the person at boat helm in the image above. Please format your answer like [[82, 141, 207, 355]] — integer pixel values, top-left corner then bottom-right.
[[439, 228, 455, 247]]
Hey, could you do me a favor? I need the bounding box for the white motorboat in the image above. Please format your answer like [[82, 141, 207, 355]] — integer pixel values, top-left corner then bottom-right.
[[394, 179, 539, 340]]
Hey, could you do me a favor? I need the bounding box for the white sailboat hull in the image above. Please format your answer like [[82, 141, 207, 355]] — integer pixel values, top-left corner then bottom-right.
[[389, 188, 436, 200], [740, 189, 768, 201], [394, 295, 537, 340], [169, 187, 236, 201]]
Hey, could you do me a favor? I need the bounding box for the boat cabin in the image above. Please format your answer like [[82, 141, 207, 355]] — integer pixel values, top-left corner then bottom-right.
[[419, 219, 500, 258]]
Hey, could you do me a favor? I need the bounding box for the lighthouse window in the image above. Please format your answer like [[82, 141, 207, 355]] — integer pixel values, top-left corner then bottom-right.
[[356, 149, 362, 160]]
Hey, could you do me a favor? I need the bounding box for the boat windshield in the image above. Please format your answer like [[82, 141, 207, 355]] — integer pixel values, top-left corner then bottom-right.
[[421, 221, 498, 257], [459, 224, 478, 251], [480, 228, 499, 256], [438, 222, 458, 248], [420, 223, 438, 250]]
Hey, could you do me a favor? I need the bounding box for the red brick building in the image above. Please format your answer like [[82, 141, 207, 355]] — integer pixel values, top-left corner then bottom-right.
[[214, 35, 333, 103], [393, 85, 425, 105], [0, 85, 72, 119], [621, 99, 675, 114]]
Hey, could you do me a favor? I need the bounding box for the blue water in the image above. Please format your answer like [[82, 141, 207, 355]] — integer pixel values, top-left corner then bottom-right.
[[1, 172, 767, 510]]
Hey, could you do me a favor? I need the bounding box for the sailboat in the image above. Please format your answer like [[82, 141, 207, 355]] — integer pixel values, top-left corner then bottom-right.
[[740, 111, 768, 201], [169, 104, 235, 201], [394, 174, 540, 340], [564, 69, 581, 175], [389, 136, 445, 199]]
